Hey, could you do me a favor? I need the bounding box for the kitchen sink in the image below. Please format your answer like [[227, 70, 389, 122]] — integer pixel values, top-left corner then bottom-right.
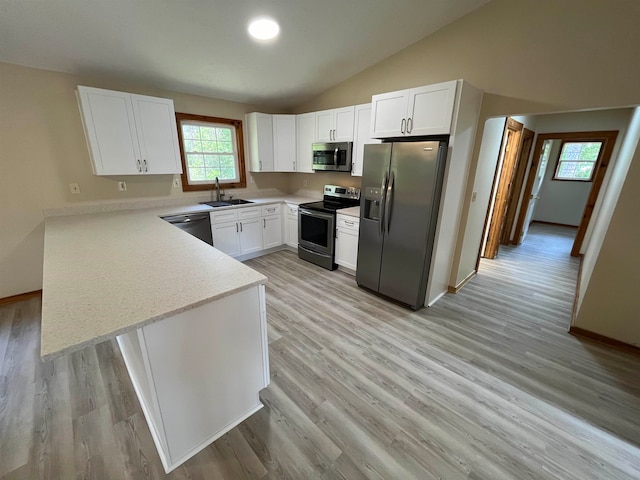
[[200, 199, 254, 208]]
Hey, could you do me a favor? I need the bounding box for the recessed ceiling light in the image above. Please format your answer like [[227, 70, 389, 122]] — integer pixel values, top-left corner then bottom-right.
[[248, 17, 280, 41]]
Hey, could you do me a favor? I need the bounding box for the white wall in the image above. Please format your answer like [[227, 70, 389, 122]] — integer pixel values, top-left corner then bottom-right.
[[532, 139, 590, 226], [573, 107, 640, 345]]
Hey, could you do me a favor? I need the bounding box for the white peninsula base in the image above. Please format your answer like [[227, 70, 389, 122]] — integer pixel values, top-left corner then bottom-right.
[[117, 284, 269, 473]]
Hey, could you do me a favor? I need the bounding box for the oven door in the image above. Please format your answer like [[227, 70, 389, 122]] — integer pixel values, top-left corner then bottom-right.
[[298, 208, 335, 255]]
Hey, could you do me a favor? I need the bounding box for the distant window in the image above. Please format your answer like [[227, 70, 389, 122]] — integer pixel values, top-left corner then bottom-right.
[[553, 141, 602, 181], [175, 113, 246, 191]]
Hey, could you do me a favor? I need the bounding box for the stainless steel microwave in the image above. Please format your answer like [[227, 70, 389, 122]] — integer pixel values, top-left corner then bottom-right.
[[312, 142, 353, 172]]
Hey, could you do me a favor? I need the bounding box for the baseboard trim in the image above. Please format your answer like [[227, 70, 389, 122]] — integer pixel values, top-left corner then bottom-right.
[[531, 220, 579, 229], [447, 271, 476, 294], [570, 255, 583, 326], [569, 326, 640, 356], [0, 289, 42, 305]]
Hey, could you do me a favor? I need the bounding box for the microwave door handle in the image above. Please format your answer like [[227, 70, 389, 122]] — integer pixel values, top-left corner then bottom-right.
[[334, 147, 339, 167]]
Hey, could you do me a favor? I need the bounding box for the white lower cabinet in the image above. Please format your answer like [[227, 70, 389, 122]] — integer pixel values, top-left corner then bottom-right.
[[239, 218, 263, 254], [335, 214, 360, 273], [211, 207, 263, 256], [261, 204, 282, 249], [285, 203, 299, 248], [211, 221, 241, 257]]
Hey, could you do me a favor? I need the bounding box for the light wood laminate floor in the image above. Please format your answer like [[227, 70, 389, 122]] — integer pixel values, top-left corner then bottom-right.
[[2, 223, 640, 479]]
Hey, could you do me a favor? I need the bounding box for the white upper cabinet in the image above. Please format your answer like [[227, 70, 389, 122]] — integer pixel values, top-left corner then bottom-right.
[[296, 112, 315, 173], [370, 80, 458, 138], [315, 106, 355, 142], [273, 115, 297, 172], [77, 86, 182, 175], [351, 104, 381, 177], [246, 113, 275, 172]]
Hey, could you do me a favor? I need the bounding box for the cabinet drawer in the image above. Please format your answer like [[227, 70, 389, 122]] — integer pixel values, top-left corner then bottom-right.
[[285, 203, 299, 216], [210, 210, 238, 224], [238, 206, 261, 220], [261, 204, 281, 217], [337, 215, 359, 231]]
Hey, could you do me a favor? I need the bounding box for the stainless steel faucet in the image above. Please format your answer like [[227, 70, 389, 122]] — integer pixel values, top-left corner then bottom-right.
[[215, 177, 221, 201]]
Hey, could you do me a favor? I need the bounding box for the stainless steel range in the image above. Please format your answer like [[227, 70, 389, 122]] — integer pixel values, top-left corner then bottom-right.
[[298, 185, 360, 270]]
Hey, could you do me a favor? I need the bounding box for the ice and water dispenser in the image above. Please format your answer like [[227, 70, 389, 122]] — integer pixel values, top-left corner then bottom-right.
[[363, 186, 383, 222]]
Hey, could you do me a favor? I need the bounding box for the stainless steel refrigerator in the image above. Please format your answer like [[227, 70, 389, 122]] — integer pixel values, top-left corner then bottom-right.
[[357, 141, 447, 310]]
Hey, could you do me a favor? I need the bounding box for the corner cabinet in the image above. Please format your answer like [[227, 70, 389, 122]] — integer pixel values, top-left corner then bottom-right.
[[77, 86, 182, 175], [370, 80, 458, 138]]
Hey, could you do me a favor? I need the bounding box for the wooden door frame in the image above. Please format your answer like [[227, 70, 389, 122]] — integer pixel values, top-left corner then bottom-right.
[[480, 117, 524, 260], [512, 130, 618, 256], [502, 128, 535, 244]]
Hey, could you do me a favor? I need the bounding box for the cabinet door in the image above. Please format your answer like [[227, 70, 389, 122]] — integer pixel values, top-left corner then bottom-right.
[[407, 80, 457, 136], [246, 113, 274, 172], [262, 215, 283, 249], [239, 218, 263, 254], [335, 228, 359, 271], [334, 106, 355, 142], [286, 215, 298, 248], [131, 94, 183, 174], [212, 222, 241, 257], [296, 113, 315, 173], [370, 89, 409, 139], [77, 86, 141, 175], [315, 109, 334, 142], [352, 104, 381, 177], [273, 115, 296, 172]]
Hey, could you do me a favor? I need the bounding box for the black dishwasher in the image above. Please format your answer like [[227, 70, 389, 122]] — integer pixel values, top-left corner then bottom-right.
[[162, 213, 213, 246]]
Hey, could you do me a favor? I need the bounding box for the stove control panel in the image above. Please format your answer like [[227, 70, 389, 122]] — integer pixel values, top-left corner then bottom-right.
[[324, 184, 360, 200]]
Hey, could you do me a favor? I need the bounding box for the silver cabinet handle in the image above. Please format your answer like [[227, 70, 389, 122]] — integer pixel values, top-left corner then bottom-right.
[[143, 159, 148, 172], [259, 160, 262, 171], [263, 218, 266, 228], [137, 159, 142, 172], [293, 161, 296, 171], [240, 222, 243, 232], [345, 220, 354, 226], [400, 118, 406, 134], [407, 118, 413, 134], [236, 222, 238, 233]]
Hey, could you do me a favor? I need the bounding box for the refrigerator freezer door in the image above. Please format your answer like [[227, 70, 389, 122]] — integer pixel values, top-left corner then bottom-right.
[[378, 141, 446, 309], [356, 143, 392, 292]]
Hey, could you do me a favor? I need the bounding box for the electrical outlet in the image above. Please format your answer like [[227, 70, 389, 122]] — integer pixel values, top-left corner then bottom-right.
[[69, 183, 81, 194], [250, 176, 255, 184], [173, 178, 181, 188], [303, 179, 308, 187], [118, 181, 127, 191], [471, 191, 478, 202]]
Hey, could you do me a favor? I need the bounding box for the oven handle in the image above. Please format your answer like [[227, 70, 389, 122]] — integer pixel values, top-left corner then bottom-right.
[[299, 208, 335, 221]]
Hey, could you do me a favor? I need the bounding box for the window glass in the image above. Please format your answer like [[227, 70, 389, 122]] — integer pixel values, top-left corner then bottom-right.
[[553, 141, 602, 181]]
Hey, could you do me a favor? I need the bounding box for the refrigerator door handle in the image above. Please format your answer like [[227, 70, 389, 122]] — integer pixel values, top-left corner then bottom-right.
[[379, 171, 389, 236], [385, 170, 395, 233]]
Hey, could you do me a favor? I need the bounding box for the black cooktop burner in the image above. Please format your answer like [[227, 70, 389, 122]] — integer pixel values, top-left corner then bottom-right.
[[299, 198, 359, 213]]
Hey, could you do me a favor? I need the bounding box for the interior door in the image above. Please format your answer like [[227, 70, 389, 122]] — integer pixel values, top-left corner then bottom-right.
[[520, 140, 552, 243], [482, 118, 523, 259], [378, 141, 444, 309]]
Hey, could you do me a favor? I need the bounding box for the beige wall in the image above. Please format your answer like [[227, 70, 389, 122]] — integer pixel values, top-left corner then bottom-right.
[[0, 62, 289, 298], [294, 0, 640, 340]]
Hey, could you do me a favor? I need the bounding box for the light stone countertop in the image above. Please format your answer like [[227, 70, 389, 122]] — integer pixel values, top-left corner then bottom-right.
[[41, 205, 274, 360], [336, 206, 360, 218]]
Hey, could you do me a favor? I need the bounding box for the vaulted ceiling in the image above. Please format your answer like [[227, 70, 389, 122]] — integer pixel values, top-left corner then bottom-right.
[[0, 0, 490, 107]]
